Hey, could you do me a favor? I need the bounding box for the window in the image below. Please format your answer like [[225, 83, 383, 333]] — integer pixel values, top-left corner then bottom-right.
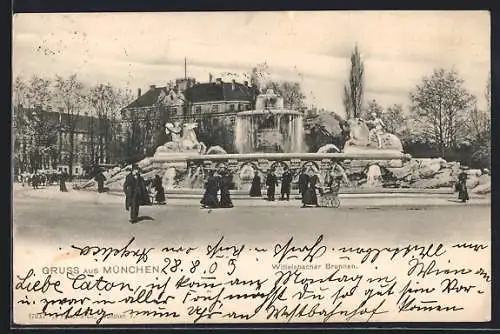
[[75, 168, 79, 174], [195, 106, 201, 114], [229, 104, 235, 112], [211, 104, 219, 113], [231, 117, 236, 125]]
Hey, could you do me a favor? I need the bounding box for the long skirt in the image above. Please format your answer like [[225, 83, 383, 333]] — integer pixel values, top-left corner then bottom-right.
[[220, 191, 234, 208], [155, 186, 166, 203], [249, 182, 262, 197], [60, 182, 68, 192], [201, 191, 219, 208], [458, 185, 469, 202], [302, 187, 318, 206]]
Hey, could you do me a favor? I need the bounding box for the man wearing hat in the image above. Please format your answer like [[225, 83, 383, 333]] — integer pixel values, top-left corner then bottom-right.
[[123, 164, 147, 223]]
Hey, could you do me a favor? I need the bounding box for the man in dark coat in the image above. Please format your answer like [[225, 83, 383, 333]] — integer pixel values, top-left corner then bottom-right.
[[201, 170, 220, 209], [123, 165, 147, 223], [280, 167, 293, 201], [265, 170, 278, 201], [298, 169, 309, 199], [59, 171, 68, 192], [95, 169, 107, 193]]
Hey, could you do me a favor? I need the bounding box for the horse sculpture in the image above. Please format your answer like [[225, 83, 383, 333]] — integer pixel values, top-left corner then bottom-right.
[[159, 122, 207, 154], [344, 118, 403, 152]]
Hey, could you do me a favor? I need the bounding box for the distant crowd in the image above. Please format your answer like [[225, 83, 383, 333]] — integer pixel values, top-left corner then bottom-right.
[[17, 171, 69, 191]]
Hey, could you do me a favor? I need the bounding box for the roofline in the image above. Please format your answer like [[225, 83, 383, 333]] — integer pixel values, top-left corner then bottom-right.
[[190, 100, 252, 105]]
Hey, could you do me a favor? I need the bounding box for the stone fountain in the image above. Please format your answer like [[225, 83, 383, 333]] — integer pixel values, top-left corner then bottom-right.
[[84, 89, 490, 195], [147, 89, 410, 191]]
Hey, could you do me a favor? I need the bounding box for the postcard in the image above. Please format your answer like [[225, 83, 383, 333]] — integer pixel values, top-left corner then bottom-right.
[[12, 11, 491, 325]]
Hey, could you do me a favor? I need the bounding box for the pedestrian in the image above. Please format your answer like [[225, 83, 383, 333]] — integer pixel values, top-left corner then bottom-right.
[[456, 167, 470, 203], [152, 174, 166, 204], [59, 171, 68, 192], [249, 170, 262, 197], [219, 169, 234, 208], [201, 170, 220, 209], [298, 169, 309, 199], [123, 165, 147, 223], [265, 169, 278, 201], [302, 171, 320, 208], [280, 167, 292, 201], [40, 173, 46, 187], [32, 172, 39, 189], [95, 169, 107, 193]]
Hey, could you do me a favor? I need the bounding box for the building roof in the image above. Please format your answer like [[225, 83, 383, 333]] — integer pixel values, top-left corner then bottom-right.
[[15, 107, 108, 133], [123, 81, 255, 110], [185, 82, 253, 103], [125, 87, 168, 109]]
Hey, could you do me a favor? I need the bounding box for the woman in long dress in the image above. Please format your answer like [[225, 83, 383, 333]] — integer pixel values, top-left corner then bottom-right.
[[301, 173, 320, 208], [219, 170, 234, 208], [457, 168, 469, 203], [249, 171, 262, 197], [152, 174, 166, 204], [201, 171, 220, 209]]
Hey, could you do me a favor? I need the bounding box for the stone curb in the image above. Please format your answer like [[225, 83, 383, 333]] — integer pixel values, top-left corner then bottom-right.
[[15, 186, 490, 208]]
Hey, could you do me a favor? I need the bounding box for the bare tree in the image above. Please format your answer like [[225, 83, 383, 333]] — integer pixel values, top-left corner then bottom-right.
[[53, 74, 85, 177], [382, 103, 408, 137], [88, 83, 126, 165], [409, 68, 476, 156], [343, 45, 364, 119], [13, 76, 60, 172], [465, 74, 491, 168], [363, 99, 383, 120], [486, 71, 491, 114], [13, 76, 28, 173], [268, 81, 306, 111]]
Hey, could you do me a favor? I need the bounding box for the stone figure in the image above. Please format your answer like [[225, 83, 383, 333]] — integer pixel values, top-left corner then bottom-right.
[[366, 112, 386, 148], [344, 118, 403, 152], [157, 121, 207, 154], [165, 122, 182, 146]]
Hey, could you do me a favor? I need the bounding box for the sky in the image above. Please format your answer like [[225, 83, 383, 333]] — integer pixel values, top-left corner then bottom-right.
[[13, 11, 490, 117]]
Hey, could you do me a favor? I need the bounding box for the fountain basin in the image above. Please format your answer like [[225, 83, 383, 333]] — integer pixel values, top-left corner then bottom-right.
[[235, 108, 305, 153], [153, 151, 411, 163]]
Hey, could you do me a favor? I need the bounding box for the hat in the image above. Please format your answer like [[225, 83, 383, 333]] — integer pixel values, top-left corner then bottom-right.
[[132, 163, 139, 170]]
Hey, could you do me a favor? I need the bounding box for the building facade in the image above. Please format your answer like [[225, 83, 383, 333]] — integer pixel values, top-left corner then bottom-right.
[[13, 107, 113, 176], [120, 77, 257, 158]]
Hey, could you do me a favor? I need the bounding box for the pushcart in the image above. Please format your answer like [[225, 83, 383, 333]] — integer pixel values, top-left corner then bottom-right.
[[319, 186, 340, 208]]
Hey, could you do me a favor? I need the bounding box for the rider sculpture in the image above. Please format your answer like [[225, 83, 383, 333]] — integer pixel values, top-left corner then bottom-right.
[[344, 114, 403, 152], [366, 112, 386, 149]]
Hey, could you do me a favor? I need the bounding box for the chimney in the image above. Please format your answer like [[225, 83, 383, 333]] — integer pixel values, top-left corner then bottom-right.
[[150, 85, 156, 90], [209, 73, 213, 83], [137, 88, 142, 98], [231, 79, 236, 91]]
